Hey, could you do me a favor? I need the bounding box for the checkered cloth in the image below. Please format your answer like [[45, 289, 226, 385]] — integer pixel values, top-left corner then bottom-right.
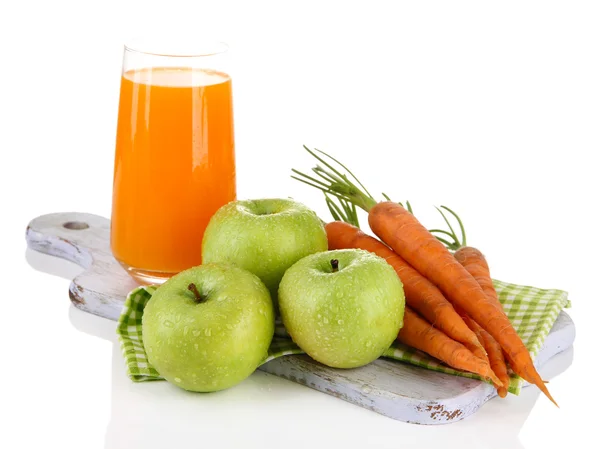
[[117, 279, 570, 395]]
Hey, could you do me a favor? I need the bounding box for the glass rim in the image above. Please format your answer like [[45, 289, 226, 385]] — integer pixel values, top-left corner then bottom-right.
[[124, 38, 229, 58]]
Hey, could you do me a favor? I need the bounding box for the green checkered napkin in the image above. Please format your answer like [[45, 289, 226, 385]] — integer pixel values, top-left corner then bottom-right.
[[117, 279, 570, 395]]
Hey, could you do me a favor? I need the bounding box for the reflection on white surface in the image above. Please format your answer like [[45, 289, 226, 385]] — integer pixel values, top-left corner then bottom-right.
[[27, 246, 576, 449], [26, 247, 85, 282]]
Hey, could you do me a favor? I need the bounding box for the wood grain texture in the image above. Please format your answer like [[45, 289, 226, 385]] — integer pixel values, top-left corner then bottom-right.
[[25, 212, 575, 425]]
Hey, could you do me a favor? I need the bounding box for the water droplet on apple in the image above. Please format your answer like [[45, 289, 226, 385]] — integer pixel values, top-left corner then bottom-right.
[[163, 320, 174, 328], [205, 328, 212, 337], [337, 319, 344, 325], [183, 326, 189, 336], [174, 377, 182, 383], [194, 343, 199, 350], [336, 291, 344, 299], [192, 330, 201, 337], [323, 317, 329, 324]]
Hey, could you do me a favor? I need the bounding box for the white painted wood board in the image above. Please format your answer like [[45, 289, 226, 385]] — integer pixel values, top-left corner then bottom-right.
[[25, 212, 575, 425]]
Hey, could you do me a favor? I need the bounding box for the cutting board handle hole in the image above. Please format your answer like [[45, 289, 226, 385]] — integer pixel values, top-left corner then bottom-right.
[[63, 221, 89, 230]]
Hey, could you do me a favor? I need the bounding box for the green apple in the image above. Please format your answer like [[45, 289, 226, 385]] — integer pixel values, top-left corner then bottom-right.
[[201, 198, 328, 308], [141, 263, 274, 392], [278, 248, 405, 369]]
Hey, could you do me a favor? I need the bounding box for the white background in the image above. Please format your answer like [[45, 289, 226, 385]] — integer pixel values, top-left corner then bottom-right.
[[1, 1, 598, 448]]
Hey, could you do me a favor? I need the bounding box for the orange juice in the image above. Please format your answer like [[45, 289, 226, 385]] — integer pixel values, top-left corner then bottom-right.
[[111, 67, 235, 280]]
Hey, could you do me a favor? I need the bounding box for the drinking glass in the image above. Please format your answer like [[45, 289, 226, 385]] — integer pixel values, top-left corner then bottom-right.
[[110, 39, 236, 284]]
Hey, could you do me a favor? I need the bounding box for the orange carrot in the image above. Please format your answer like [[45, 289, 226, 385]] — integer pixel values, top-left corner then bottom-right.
[[324, 220, 485, 356], [398, 307, 502, 387], [368, 202, 557, 406], [453, 246, 544, 397], [454, 246, 502, 311], [478, 326, 510, 398], [292, 146, 556, 406], [429, 208, 537, 395], [454, 305, 511, 397]]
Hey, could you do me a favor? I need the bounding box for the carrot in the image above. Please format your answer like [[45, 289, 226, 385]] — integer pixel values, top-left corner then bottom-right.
[[291, 146, 557, 406], [429, 206, 544, 391], [368, 202, 557, 406], [324, 220, 485, 356], [454, 305, 511, 397], [454, 246, 502, 311], [430, 206, 556, 398], [398, 307, 502, 387], [453, 246, 554, 395], [428, 208, 504, 316], [478, 325, 510, 398]]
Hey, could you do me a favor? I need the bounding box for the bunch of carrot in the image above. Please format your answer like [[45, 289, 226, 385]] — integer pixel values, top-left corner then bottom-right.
[[292, 146, 557, 406]]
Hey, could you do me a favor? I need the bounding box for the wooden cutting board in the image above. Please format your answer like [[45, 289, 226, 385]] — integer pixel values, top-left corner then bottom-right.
[[25, 212, 575, 425]]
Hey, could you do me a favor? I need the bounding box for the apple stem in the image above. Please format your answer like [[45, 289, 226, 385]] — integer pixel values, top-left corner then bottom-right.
[[188, 283, 206, 303], [331, 259, 339, 273]]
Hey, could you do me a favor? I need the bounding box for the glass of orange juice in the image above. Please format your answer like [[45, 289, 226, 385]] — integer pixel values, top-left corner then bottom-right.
[[110, 39, 235, 284]]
